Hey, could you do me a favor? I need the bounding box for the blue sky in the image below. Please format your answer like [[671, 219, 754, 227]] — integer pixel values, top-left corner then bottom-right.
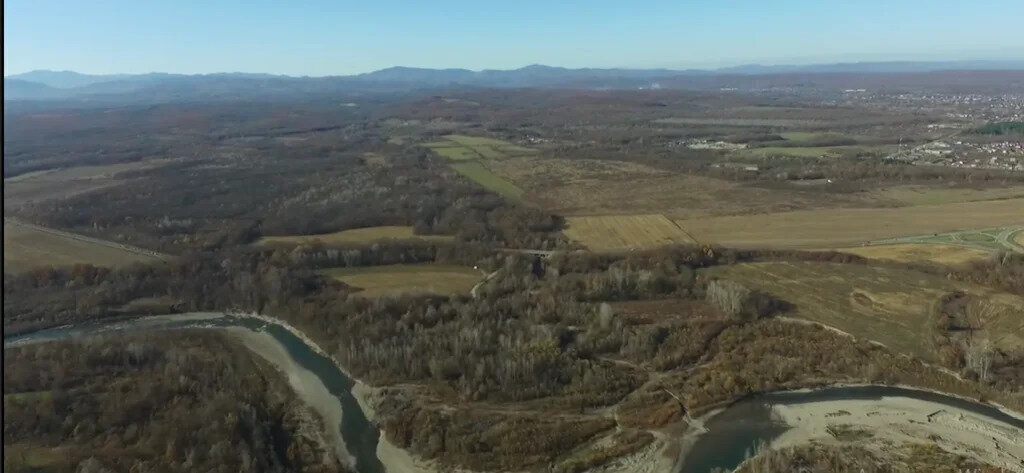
[[4, 0, 1023, 76]]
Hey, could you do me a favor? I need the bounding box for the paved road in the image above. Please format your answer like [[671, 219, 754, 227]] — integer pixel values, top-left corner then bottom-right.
[[872, 225, 1024, 254]]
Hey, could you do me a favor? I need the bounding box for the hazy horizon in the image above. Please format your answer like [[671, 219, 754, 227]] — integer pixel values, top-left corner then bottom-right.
[[6, 0, 1024, 77], [6, 56, 1024, 80]]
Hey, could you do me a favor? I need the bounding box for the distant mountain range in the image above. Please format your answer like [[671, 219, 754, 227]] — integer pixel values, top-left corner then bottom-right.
[[6, 60, 1024, 102]]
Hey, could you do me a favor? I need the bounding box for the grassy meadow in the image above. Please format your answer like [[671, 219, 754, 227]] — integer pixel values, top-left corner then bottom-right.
[[318, 263, 482, 297], [3, 221, 164, 273], [450, 162, 524, 198], [256, 225, 453, 246]]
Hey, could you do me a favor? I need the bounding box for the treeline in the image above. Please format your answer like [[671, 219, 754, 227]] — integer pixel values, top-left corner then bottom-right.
[[971, 121, 1024, 135], [2, 101, 372, 178], [3, 331, 349, 473]]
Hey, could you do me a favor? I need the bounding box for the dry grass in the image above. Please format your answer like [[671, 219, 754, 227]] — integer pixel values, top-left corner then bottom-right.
[[3, 221, 162, 272], [873, 185, 1024, 206], [677, 198, 1024, 248], [653, 117, 823, 127], [1015, 230, 1024, 246], [831, 243, 992, 265], [488, 157, 872, 218], [318, 264, 482, 297], [4, 160, 171, 206], [563, 214, 696, 251], [256, 226, 453, 246], [702, 261, 1024, 361]]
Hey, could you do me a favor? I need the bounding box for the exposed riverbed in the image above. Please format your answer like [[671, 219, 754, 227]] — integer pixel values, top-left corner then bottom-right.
[[678, 386, 1024, 473]]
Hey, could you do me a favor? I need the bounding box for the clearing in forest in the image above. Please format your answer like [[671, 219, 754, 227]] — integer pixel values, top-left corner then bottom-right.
[[255, 226, 453, 247], [318, 264, 482, 297], [703, 261, 1024, 361], [3, 220, 165, 272], [4, 159, 173, 206], [449, 162, 524, 199], [564, 214, 697, 251], [423, 134, 535, 161], [422, 135, 530, 199]]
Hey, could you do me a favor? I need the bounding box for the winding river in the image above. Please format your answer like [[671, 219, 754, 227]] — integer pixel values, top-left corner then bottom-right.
[[5, 314, 1023, 473], [3, 314, 385, 473]]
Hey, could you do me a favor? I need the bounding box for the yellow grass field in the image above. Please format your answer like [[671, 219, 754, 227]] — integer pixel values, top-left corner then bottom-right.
[[3, 221, 164, 273], [255, 226, 453, 246], [564, 214, 696, 251], [318, 264, 482, 297], [1016, 230, 1024, 247], [703, 261, 1023, 361], [677, 198, 1024, 248], [831, 243, 991, 265]]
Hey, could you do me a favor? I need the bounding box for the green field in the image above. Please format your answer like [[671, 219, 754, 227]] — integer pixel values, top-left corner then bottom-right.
[[450, 162, 524, 199], [427, 145, 482, 161], [422, 135, 531, 199], [424, 134, 535, 162], [256, 226, 453, 247], [703, 261, 1024, 361], [319, 263, 482, 297]]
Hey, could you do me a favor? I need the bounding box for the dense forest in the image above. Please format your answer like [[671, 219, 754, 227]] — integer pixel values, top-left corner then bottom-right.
[[3, 331, 348, 473]]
